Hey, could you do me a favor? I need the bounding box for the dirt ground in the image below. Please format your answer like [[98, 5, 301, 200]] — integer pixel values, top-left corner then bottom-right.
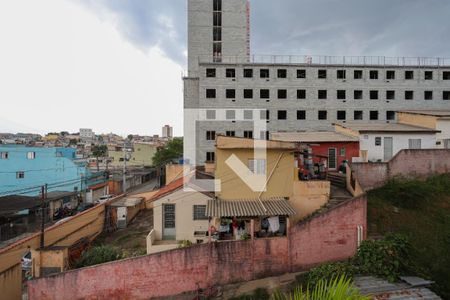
[[94, 209, 153, 258]]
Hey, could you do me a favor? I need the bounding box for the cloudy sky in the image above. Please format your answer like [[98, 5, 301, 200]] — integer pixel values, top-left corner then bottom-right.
[[1, 0, 449, 136]]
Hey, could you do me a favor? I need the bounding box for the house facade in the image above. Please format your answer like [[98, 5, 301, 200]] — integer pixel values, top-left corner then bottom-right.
[[109, 142, 158, 168], [335, 123, 439, 162]]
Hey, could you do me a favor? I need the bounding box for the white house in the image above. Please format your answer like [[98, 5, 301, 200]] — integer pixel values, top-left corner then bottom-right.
[[335, 123, 439, 162]]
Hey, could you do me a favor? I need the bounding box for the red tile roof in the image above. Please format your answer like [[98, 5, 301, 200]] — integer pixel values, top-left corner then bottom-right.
[[150, 177, 185, 201]]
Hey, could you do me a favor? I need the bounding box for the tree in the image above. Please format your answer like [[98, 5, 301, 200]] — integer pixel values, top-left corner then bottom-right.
[[74, 245, 122, 268], [152, 138, 183, 166], [127, 134, 134, 141], [92, 145, 108, 171]]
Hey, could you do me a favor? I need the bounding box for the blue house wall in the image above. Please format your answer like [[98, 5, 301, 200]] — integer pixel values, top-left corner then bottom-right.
[[0, 145, 90, 196]]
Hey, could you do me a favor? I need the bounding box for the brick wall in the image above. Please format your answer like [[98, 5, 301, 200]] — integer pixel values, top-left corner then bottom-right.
[[28, 196, 366, 300], [352, 149, 450, 190]]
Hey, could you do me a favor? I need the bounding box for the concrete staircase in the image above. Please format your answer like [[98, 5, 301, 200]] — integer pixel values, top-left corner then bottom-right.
[[327, 172, 347, 188]]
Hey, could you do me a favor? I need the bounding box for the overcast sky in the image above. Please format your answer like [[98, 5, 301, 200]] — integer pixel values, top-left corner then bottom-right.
[[1, 0, 449, 136]]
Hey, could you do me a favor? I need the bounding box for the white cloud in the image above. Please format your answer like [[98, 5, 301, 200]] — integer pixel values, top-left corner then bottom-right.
[[0, 0, 183, 136]]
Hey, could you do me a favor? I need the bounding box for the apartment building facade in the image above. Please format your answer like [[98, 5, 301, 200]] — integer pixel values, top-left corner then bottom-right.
[[184, 0, 450, 164]]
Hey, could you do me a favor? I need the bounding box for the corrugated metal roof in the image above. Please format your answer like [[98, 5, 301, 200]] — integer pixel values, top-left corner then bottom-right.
[[206, 198, 296, 217], [271, 131, 358, 143], [354, 276, 441, 300]]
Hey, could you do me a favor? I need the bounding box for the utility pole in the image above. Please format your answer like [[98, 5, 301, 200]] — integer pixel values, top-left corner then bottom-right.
[[40, 184, 47, 249], [122, 142, 127, 194]]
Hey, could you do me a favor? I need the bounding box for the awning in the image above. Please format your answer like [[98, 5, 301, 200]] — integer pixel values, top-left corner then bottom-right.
[[206, 198, 296, 218]]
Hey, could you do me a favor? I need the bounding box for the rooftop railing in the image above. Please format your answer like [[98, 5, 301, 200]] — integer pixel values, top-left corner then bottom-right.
[[199, 55, 450, 67]]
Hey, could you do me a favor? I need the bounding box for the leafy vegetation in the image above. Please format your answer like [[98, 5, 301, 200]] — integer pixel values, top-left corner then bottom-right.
[[367, 174, 450, 298], [152, 137, 183, 166], [74, 245, 122, 268], [178, 240, 193, 248], [275, 275, 370, 300], [229, 288, 269, 300], [92, 144, 108, 171]]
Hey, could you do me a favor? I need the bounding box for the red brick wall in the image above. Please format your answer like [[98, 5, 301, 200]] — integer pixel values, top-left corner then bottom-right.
[[352, 149, 450, 190], [27, 196, 367, 300]]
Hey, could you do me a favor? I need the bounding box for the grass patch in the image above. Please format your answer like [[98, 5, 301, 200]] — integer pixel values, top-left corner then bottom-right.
[[367, 174, 450, 298]]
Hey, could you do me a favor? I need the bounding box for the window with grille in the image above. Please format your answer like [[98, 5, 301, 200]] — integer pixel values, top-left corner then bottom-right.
[[405, 71, 414, 80], [243, 89, 253, 99], [337, 90, 346, 100], [16, 171, 25, 179], [386, 90, 395, 100], [243, 69, 253, 78], [206, 68, 216, 77], [297, 89, 306, 99], [354, 70, 363, 79], [206, 152, 215, 162], [318, 69, 327, 79], [244, 131, 253, 139], [370, 70, 378, 79], [27, 152, 36, 159], [408, 139, 422, 149], [405, 91, 414, 100], [206, 131, 216, 141], [226, 89, 235, 99], [278, 89, 287, 99], [260, 69, 270, 78], [0, 152, 8, 159], [226, 131, 235, 137], [277, 69, 287, 78], [386, 70, 395, 80], [370, 111, 379, 120], [226, 68, 236, 78], [277, 110, 287, 120], [248, 159, 266, 175], [193, 205, 208, 220], [260, 89, 270, 99], [297, 69, 306, 78], [354, 90, 363, 100], [337, 70, 346, 79]]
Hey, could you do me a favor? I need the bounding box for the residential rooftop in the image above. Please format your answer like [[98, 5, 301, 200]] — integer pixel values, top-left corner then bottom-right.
[[271, 131, 358, 143], [216, 135, 298, 150], [335, 123, 440, 133], [398, 110, 450, 117]]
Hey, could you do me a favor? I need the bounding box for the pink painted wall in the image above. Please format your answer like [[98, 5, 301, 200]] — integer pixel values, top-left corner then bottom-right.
[[28, 196, 367, 300], [352, 149, 450, 190]]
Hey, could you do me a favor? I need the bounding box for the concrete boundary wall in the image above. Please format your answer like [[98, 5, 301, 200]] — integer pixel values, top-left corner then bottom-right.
[[351, 149, 450, 190], [27, 195, 367, 300]]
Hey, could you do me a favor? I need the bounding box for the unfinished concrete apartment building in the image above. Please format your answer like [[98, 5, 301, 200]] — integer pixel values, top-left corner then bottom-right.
[[184, 0, 450, 164]]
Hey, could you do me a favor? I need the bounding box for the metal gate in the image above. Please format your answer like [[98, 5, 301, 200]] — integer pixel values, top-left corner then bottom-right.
[[383, 137, 393, 161], [328, 148, 337, 170], [163, 204, 176, 240]]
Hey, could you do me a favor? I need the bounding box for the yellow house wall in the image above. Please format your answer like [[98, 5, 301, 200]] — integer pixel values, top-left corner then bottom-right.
[[109, 143, 158, 167], [31, 248, 68, 278], [290, 181, 330, 224], [0, 264, 21, 300], [153, 189, 210, 243], [397, 112, 437, 129], [215, 148, 294, 200], [334, 124, 360, 137]]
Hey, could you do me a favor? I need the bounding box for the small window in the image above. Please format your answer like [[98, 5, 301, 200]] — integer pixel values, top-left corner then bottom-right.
[[337, 70, 346, 79], [260, 69, 270, 78], [260, 89, 270, 99], [408, 139, 422, 149], [297, 69, 306, 78], [0, 152, 8, 159], [318, 69, 327, 79], [243, 89, 253, 99], [277, 110, 287, 120], [386, 70, 395, 80], [375, 137, 382, 146], [340, 148, 346, 157], [27, 152, 36, 159], [443, 71, 450, 80], [206, 68, 216, 78], [370, 90, 378, 100], [226, 89, 236, 99], [206, 110, 216, 120], [370, 111, 379, 120], [297, 89, 306, 99], [206, 131, 216, 141], [405, 91, 414, 100], [318, 90, 327, 99], [354, 90, 363, 100], [243, 69, 253, 78], [337, 110, 346, 120], [424, 71, 433, 80], [206, 89, 216, 99], [260, 110, 270, 120], [354, 110, 363, 120], [248, 159, 266, 175], [443, 91, 450, 100], [16, 171, 25, 179], [226, 110, 235, 120], [244, 131, 253, 139], [206, 152, 215, 162], [354, 70, 363, 79], [337, 90, 346, 100], [425, 91, 433, 100], [386, 111, 396, 121], [213, 0, 222, 11], [297, 110, 306, 120], [244, 110, 253, 120], [370, 70, 378, 79], [213, 27, 221, 41], [278, 89, 287, 99], [405, 71, 414, 80], [193, 205, 208, 220], [386, 90, 395, 100], [226, 131, 235, 137], [318, 110, 327, 120], [226, 68, 236, 78], [213, 12, 222, 27], [277, 69, 287, 78]]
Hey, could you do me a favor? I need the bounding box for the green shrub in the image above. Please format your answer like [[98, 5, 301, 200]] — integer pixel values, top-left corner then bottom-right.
[[305, 261, 356, 288], [229, 288, 269, 300], [75, 245, 122, 268], [178, 240, 193, 248], [353, 233, 410, 282], [274, 275, 370, 300]]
